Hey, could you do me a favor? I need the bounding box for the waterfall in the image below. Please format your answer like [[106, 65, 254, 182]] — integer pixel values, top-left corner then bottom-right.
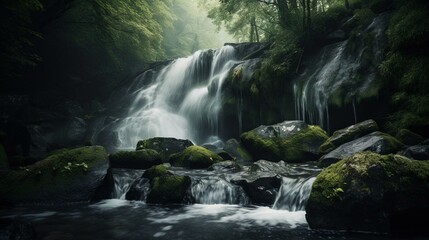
[[272, 177, 316, 211], [294, 14, 389, 130], [190, 177, 250, 205], [114, 46, 237, 148], [111, 169, 145, 199]]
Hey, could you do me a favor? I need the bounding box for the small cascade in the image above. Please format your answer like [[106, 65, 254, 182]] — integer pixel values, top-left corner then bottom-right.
[[113, 45, 237, 148], [111, 169, 145, 199], [190, 177, 250, 205], [294, 14, 389, 130], [272, 177, 316, 211]]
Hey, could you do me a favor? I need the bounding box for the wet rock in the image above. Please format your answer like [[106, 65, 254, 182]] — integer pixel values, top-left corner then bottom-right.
[[0, 146, 113, 204], [146, 175, 192, 204], [229, 160, 289, 205], [136, 137, 193, 161], [319, 131, 403, 167], [240, 121, 328, 162], [207, 160, 241, 172], [125, 178, 150, 201], [169, 146, 224, 169], [395, 129, 425, 146], [319, 119, 379, 154], [306, 152, 429, 234], [109, 149, 162, 169], [223, 138, 253, 162], [402, 144, 429, 160]]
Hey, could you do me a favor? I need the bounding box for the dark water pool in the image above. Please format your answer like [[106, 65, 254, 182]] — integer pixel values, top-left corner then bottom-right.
[[1, 200, 426, 240]]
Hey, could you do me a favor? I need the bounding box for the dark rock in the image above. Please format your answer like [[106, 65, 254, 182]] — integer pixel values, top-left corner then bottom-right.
[[232, 176, 282, 206], [240, 121, 328, 162], [169, 146, 224, 169], [214, 150, 234, 161], [207, 160, 241, 172], [125, 178, 150, 201], [319, 131, 403, 167], [229, 160, 289, 205], [109, 149, 162, 169], [0, 146, 113, 204], [223, 138, 253, 163], [306, 152, 429, 234], [319, 119, 379, 154], [395, 129, 425, 146], [324, 30, 347, 44], [146, 175, 191, 204], [402, 144, 429, 160], [136, 137, 193, 161]]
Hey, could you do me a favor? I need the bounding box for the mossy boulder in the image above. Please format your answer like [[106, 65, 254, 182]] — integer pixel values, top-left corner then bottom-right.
[[146, 175, 191, 204], [319, 119, 378, 154], [109, 149, 162, 169], [142, 164, 171, 180], [306, 152, 429, 234], [169, 146, 224, 169], [0, 146, 113, 204], [125, 164, 171, 201], [395, 129, 425, 146], [136, 137, 193, 161], [240, 121, 328, 162], [319, 131, 404, 167]]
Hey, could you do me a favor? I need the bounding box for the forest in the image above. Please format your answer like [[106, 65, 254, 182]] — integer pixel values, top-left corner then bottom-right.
[[0, 0, 429, 239]]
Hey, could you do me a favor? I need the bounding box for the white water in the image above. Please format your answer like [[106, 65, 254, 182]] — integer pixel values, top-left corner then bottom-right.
[[272, 177, 316, 211], [190, 177, 250, 205], [115, 46, 237, 148]]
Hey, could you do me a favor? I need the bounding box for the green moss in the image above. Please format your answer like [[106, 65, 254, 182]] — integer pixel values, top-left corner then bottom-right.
[[310, 151, 429, 207], [147, 175, 191, 204], [109, 149, 161, 169], [143, 164, 169, 180], [0, 146, 107, 198], [241, 124, 328, 162], [170, 146, 224, 169]]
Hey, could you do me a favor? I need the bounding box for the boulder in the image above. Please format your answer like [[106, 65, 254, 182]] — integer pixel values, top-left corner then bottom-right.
[[126, 164, 172, 201], [319, 131, 403, 167], [402, 144, 429, 160], [169, 146, 224, 169], [223, 138, 253, 162], [395, 129, 425, 146], [109, 149, 162, 169], [230, 160, 289, 205], [319, 119, 378, 154], [0, 146, 113, 204], [136, 137, 193, 161], [146, 175, 191, 204], [306, 152, 429, 234], [240, 121, 328, 162]]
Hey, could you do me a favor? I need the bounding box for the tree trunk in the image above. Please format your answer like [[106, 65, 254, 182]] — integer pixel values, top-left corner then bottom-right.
[[312, 0, 318, 13], [289, 0, 298, 9], [306, 0, 311, 29], [276, 0, 289, 29], [345, 0, 350, 10]]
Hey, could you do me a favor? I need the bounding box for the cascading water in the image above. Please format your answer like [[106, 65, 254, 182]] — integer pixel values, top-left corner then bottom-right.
[[114, 46, 238, 148], [294, 14, 389, 131], [111, 169, 146, 199], [272, 177, 316, 211], [190, 177, 250, 205]]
